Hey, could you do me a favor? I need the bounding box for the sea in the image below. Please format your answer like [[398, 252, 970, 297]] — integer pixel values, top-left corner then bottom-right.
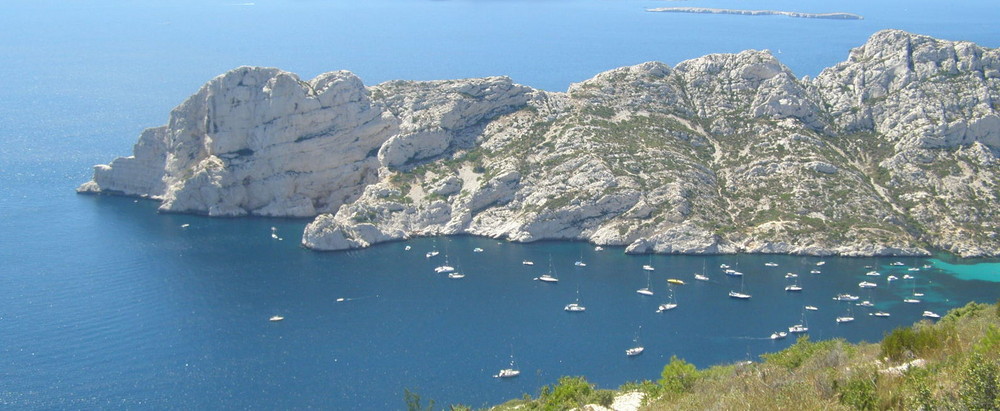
[[1, 0, 998, 409]]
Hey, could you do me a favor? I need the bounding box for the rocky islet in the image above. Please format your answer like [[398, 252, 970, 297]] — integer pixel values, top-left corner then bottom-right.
[[80, 30, 1000, 258]]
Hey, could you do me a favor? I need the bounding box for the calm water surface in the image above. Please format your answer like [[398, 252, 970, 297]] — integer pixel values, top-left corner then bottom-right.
[[1, 0, 998, 408]]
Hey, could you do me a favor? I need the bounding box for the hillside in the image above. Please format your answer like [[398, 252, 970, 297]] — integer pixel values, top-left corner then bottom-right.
[[80, 30, 1000, 257]]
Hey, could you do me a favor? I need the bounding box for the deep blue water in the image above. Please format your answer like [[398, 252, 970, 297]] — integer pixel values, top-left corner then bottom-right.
[[1, 0, 998, 409]]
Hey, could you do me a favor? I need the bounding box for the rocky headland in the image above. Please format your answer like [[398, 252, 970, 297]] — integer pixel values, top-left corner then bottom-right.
[[646, 7, 863, 20], [80, 30, 1000, 257]]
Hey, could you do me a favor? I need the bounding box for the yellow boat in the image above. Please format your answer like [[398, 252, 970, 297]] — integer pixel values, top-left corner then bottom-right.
[[667, 278, 685, 285]]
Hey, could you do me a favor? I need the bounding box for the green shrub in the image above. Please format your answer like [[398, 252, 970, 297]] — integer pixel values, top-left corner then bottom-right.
[[761, 335, 837, 370], [532, 376, 611, 410], [880, 324, 947, 362], [960, 353, 1000, 411], [659, 355, 700, 394], [837, 371, 878, 410]]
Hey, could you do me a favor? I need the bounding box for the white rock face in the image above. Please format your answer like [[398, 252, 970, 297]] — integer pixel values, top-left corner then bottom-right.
[[84, 31, 1000, 258]]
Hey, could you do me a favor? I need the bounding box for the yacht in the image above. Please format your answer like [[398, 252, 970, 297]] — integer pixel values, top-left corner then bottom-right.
[[724, 269, 743, 276], [404, 245, 411, 251], [872, 311, 891, 317], [636, 271, 654, 296], [537, 260, 558, 283], [890, 261, 905, 266], [804, 305, 818, 311], [785, 273, 798, 278], [496, 368, 520, 378], [770, 331, 788, 340], [626, 327, 645, 357], [425, 250, 440, 258], [922, 311, 941, 319], [904, 297, 922, 303], [719, 264, 731, 269], [448, 272, 465, 279], [836, 315, 855, 323], [522, 260, 534, 266], [856, 300, 874, 307], [473, 247, 483, 253], [810, 270, 822, 274], [765, 262, 778, 267], [785, 284, 803, 292], [902, 274, 914, 280], [565, 289, 586, 312], [858, 281, 878, 288], [908, 267, 920, 272], [866, 271, 880, 276], [657, 288, 679, 312], [434, 264, 455, 274], [816, 261, 826, 266], [574, 261, 587, 267], [729, 275, 751, 299], [642, 264, 655, 271], [788, 324, 808, 333], [834, 294, 859, 301], [594, 246, 604, 251], [887, 275, 899, 282], [269, 315, 284, 322]]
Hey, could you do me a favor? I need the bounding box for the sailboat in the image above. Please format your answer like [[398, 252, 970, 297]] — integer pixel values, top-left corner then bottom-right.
[[447, 258, 465, 279], [785, 277, 803, 292], [626, 327, 645, 357], [657, 286, 678, 312], [788, 310, 809, 333], [636, 270, 654, 296], [536, 258, 559, 283], [564, 287, 586, 312], [729, 274, 751, 299], [495, 352, 520, 378], [836, 306, 855, 323], [434, 253, 455, 273], [574, 251, 587, 267], [903, 277, 921, 303], [694, 261, 709, 281]]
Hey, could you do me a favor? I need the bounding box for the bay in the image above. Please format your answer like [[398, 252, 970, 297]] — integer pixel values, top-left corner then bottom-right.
[[1, 0, 998, 409]]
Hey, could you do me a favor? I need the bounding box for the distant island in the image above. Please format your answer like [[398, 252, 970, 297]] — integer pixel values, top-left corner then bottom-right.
[[647, 7, 863, 20]]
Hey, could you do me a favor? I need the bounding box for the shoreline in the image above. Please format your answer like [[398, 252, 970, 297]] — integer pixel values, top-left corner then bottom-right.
[[647, 7, 863, 20]]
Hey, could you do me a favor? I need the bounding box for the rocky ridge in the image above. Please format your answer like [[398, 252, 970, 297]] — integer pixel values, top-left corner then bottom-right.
[[80, 30, 1000, 257]]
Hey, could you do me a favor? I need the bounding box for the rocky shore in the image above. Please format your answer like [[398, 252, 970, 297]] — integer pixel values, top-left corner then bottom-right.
[[646, 7, 863, 20], [80, 30, 999, 257]]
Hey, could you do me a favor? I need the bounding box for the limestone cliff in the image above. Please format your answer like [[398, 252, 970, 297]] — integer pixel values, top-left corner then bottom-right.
[[81, 30, 1000, 257]]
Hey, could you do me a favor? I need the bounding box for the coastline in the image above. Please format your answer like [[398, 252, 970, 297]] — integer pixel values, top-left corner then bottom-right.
[[646, 7, 863, 20]]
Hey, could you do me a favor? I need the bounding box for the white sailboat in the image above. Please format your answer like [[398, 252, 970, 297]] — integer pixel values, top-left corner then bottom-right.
[[565, 288, 586, 312], [788, 311, 809, 333], [657, 287, 678, 312], [495, 353, 520, 378], [434, 254, 455, 273], [574, 251, 586, 267], [836, 306, 855, 323], [448, 259, 465, 279], [729, 274, 751, 299], [694, 261, 709, 281], [626, 327, 645, 357], [536, 259, 559, 283], [636, 270, 654, 296]]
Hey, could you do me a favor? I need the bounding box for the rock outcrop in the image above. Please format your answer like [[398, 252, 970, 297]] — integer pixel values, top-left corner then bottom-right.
[[81, 30, 1000, 257]]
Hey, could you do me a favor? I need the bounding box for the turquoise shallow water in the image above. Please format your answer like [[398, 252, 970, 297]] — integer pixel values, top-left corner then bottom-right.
[[930, 259, 1000, 283], [2, 0, 999, 408]]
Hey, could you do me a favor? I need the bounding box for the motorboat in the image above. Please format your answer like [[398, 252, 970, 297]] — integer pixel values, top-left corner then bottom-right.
[[785, 284, 803, 292], [887, 275, 899, 282], [425, 250, 439, 258], [473, 247, 483, 253], [788, 324, 808, 333], [626, 346, 645, 357], [804, 306, 818, 311], [816, 261, 826, 266], [657, 303, 678, 312], [574, 261, 587, 267], [890, 261, 904, 266], [858, 281, 878, 288], [728, 291, 751, 299], [922, 311, 941, 319], [667, 278, 685, 285], [642, 264, 655, 271], [522, 260, 534, 266], [836, 316, 855, 323], [866, 271, 880, 276], [856, 300, 874, 307], [785, 273, 798, 278], [872, 311, 891, 317], [434, 264, 455, 274], [564, 303, 586, 312], [765, 262, 778, 267], [770, 331, 788, 340], [834, 294, 859, 301], [448, 272, 465, 279], [904, 298, 921, 303], [269, 315, 284, 322], [810, 270, 822, 274]]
